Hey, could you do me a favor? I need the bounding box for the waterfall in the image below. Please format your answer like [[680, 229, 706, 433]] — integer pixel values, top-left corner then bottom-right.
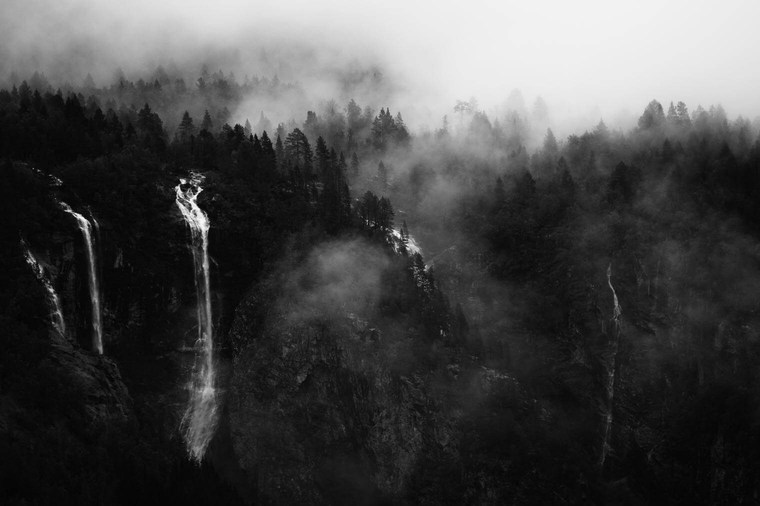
[[599, 263, 622, 470], [21, 239, 66, 337], [60, 202, 103, 354], [175, 174, 218, 462]]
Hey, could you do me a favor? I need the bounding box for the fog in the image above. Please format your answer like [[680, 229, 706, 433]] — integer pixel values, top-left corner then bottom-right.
[[278, 239, 390, 323], [3, 0, 759, 134], [6, 0, 760, 503]]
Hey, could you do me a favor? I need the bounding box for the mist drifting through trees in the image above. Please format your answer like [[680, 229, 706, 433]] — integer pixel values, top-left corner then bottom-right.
[[2, 1, 760, 504]]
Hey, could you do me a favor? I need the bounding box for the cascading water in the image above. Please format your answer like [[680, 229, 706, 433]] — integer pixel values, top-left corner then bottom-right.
[[60, 202, 103, 354], [391, 228, 422, 256], [599, 263, 622, 469], [175, 174, 218, 462], [21, 239, 66, 337]]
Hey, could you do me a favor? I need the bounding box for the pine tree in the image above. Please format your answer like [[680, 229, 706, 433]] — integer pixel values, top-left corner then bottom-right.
[[377, 197, 394, 230], [556, 156, 569, 175], [350, 152, 360, 177], [676, 101, 691, 128], [200, 109, 213, 132], [176, 111, 195, 143], [358, 191, 379, 228], [371, 108, 398, 150], [394, 112, 410, 145], [252, 134, 263, 159], [594, 119, 609, 139], [137, 103, 165, 152], [336, 152, 348, 193], [544, 128, 558, 156], [336, 151, 349, 220], [285, 128, 313, 178], [667, 101, 678, 125], [275, 134, 285, 173], [315, 136, 330, 181], [260, 131, 276, 175], [638, 100, 666, 129], [400, 220, 410, 252], [346, 99, 362, 133]]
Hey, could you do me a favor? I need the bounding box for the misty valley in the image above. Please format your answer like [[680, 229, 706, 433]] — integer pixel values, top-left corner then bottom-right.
[[2, 66, 760, 506]]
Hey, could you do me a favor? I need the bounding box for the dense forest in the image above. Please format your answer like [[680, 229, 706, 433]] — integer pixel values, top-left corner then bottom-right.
[[2, 67, 760, 505]]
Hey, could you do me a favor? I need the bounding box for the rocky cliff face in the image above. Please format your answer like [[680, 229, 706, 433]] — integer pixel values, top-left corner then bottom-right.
[[1, 164, 243, 505], [9, 212, 134, 427], [223, 239, 542, 505], [0, 246, 135, 503], [229, 300, 424, 503]]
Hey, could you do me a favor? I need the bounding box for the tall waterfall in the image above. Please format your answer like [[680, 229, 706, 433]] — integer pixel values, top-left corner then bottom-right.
[[21, 239, 66, 337], [599, 263, 622, 469], [60, 202, 103, 354], [175, 174, 218, 462]]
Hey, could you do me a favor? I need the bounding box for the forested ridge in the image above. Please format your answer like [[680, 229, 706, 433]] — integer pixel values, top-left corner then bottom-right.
[[1, 69, 760, 504]]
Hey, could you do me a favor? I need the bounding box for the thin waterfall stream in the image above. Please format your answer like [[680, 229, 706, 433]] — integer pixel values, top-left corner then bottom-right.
[[21, 239, 67, 337], [60, 202, 103, 354], [175, 173, 218, 462]]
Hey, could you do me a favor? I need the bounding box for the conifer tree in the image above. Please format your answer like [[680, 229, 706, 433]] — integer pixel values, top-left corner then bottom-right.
[[260, 131, 276, 175], [285, 128, 313, 178], [200, 109, 213, 132], [176, 111, 195, 143], [275, 134, 285, 172], [377, 197, 394, 230], [350, 152, 360, 177], [315, 136, 330, 181]]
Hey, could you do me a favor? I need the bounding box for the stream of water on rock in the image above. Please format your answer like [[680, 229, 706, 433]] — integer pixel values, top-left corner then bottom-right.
[[175, 174, 218, 462], [21, 239, 67, 337], [60, 202, 103, 354]]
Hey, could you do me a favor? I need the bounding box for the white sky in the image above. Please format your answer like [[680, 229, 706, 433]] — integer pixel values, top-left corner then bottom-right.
[[3, 0, 760, 129]]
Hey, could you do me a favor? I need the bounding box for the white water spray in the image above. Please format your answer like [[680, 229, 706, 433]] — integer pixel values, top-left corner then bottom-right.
[[21, 239, 66, 337], [391, 228, 422, 256], [175, 174, 218, 462], [60, 202, 103, 354]]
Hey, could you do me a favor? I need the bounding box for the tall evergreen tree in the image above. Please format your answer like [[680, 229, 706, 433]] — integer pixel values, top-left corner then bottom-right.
[[377, 197, 394, 230], [676, 101, 691, 128], [260, 131, 276, 176], [667, 101, 678, 125], [200, 109, 213, 132], [275, 134, 285, 173], [315, 136, 330, 181], [638, 100, 666, 129], [350, 152, 360, 178], [176, 111, 195, 143], [285, 128, 313, 178]]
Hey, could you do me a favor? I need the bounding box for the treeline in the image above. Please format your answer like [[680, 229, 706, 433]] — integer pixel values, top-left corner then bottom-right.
[[0, 71, 438, 350], [2, 67, 300, 142], [403, 98, 760, 503], [0, 75, 415, 230]]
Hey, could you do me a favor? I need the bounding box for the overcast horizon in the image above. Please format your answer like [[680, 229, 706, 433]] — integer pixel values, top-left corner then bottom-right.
[[2, 0, 759, 133]]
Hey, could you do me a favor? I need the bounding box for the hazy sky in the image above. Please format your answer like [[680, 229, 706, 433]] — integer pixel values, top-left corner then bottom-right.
[[3, 0, 759, 130]]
